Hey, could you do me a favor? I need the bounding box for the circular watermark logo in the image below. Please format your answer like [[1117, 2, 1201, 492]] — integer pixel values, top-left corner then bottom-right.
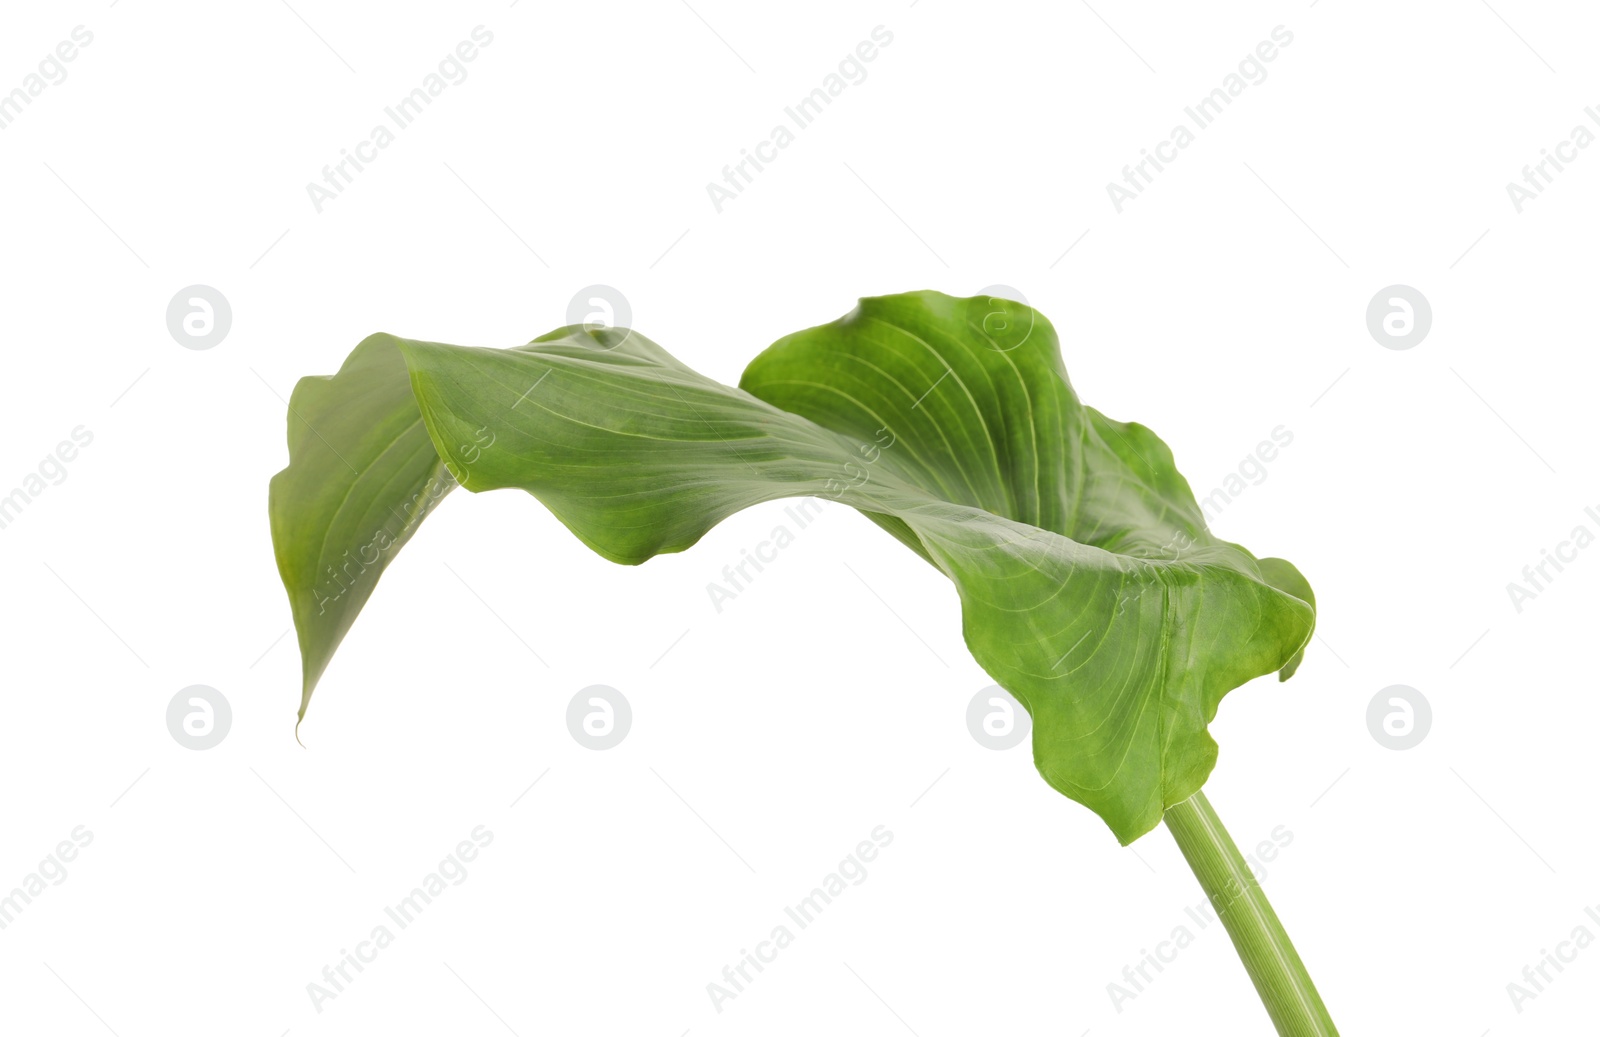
[[1366, 684, 1431, 750], [566, 684, 631, 750], [166, 285, 232, 350], [566, 285, 632, 349], [966, 685, 1031, 750], [965, 285, 1035, 353], [166, 685, 232, 750], [1366, 285, 1431, 351]]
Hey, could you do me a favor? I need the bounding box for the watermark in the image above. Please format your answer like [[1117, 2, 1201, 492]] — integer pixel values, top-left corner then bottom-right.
[[1366, 285, 1431, 350], [1506, 505, 1600, 613], [166, 686, 232, 750], [566, 284, 631, 344], [307, 826, 494, 1013], [706, 498, 825, 613], [0, 827, 93, 930], [1505, 109, 1600, 213], [567, 685, 631, 749], [1197, 425, 1293, 525], [1108, 824, 1293, 1012], [1366, 685, 1430, 750], [1106, 26, 1294, 213], [167, 285, 232, 350], [705, 421, 893, 614], [706, 25, 894, 213], [966, 685, 1030, 750], [1507, 903, 1600, 1014], [965, 285, 1036, 353], [312, 424, 495, 617], [305, 26, 495, 213], [0, 425, 94, 533], [821, 425, 896, 500], [706, 825, 894, 1013], [0, 26, 93, 132]]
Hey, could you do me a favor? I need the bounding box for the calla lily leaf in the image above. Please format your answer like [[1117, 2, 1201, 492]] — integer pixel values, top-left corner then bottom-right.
[[269, 292, 1314, 843]]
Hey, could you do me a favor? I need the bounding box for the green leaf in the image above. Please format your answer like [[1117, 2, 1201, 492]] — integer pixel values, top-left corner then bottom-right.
[[269, 292, 1315, 843], [267, 334, 461, 725]]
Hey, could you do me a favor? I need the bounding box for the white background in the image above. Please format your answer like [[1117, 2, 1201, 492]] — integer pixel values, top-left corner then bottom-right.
[[0, 1, 1594, 1034]]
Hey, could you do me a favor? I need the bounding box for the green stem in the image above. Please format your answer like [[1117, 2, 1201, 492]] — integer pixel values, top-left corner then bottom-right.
[[1163, 790, 1338, 1036]]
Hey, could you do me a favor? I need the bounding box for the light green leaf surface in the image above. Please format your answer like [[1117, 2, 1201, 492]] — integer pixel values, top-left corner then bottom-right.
[[267, 334, 460, 724], [269, 292, 1314, 843]]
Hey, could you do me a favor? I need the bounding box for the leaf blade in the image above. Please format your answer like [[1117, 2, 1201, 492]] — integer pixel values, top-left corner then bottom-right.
[[267, 334, 459, 723]]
